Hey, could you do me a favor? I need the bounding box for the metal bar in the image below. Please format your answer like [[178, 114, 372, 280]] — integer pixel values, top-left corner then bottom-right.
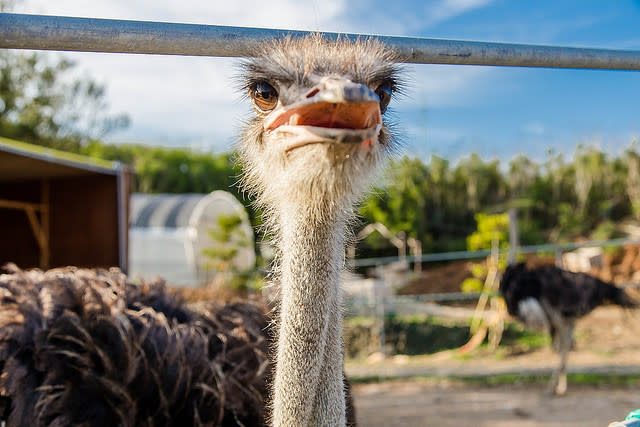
[[349, 249, 492, 267], [2, 13, 640, 69], [350, 237, 640, 267], [395, 292, 482, 303]]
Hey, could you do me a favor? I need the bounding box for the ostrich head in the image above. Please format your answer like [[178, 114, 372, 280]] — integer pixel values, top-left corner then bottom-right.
[[238, 35, 402, 223]]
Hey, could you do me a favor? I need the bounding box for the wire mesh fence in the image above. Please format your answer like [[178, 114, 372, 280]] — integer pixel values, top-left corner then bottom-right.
[[343, 237, 640, 362], [3, 10, 640, 390]]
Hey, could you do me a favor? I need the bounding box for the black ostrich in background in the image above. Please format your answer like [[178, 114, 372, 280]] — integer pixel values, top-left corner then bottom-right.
[[0, 264, 271, 426], [499, 262, 638, 395]]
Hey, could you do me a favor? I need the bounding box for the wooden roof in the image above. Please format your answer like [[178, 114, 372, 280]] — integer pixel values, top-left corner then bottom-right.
[[0, 137, 121, 182]]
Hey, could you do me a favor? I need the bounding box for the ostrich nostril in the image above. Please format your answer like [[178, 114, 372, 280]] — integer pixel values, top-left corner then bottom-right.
[[306, 88, 320, 98]]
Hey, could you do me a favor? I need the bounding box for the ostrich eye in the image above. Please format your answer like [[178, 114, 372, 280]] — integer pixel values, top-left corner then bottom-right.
[[250, 81, 279, 111], [375, 82, 393, 114]]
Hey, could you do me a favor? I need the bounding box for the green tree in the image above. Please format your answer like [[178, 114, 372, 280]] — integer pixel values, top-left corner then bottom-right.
[[82, 141, 240, 194], [201, 213, 261, 291], [360, 156, 432, 252], [466, 213, 510, 251], [0, 1, 128, 150]]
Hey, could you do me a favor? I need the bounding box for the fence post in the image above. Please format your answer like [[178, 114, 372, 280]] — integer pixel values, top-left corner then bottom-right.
[[555, 246, 564, 267], [508, 208, 519, 264], [375, 262, 386, 357]]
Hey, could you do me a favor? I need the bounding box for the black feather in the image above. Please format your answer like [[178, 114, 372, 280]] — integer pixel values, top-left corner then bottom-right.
[[0, 266, 358, 426], [0, 266, 270, 427]]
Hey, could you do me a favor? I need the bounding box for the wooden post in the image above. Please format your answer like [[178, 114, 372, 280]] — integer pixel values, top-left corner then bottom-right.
[[508, 208, 519, 264], [397, 230, 406, 260], [555, 246, 564, 267], [0, 192, 50, 269], [40, 179, 50, 269], [375, 263, 386, 357], [407, 237, 422, 274]]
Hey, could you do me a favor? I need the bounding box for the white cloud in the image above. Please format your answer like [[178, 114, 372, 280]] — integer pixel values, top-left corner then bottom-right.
[[9, 0, 500, 149], [324, 0, 495, 37], [422, 0, 494, 28], [48, 51, 244, 149], [12, 0, 348, 148], [16, 0, 346, 30], [396, 64, 497, 110], [522, 121, 546, 136]]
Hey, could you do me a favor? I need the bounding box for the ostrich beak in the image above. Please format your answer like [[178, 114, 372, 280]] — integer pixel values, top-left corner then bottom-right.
[[264, 79, 383, 151]]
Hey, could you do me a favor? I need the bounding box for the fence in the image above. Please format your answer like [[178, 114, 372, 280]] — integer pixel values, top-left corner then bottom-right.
[[350, 236, 640, 267], [347, 236, 640, 314], [2, 13, 640, 70], [4, 13, 639, 283], [3, 12, 640, 357], [343, 236, 640, 358]]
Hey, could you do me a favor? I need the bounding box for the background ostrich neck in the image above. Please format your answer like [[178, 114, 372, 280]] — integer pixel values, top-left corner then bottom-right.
[[272, 205, 347, 426]]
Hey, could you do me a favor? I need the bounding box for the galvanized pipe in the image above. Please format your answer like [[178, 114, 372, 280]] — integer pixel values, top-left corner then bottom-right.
[[2, 13, 640, 70], [349, 237, 640, 267]]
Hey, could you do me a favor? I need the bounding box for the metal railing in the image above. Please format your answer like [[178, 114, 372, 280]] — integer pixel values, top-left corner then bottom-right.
[[349, 237, 640, 267], [2, 13, 640, 70]]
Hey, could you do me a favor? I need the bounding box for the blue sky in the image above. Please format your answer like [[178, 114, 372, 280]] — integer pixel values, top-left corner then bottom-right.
[[13, 0, 640, 163], [390, 0, 640, 161]]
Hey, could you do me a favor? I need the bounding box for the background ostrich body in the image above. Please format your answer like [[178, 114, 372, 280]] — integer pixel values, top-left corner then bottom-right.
[[0, 265, 270, 426], [500, 263, 637, 394]]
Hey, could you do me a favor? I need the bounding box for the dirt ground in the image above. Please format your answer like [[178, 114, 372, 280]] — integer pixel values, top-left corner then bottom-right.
[[348, 306, 640, 426], [352, 380, 639, 427]]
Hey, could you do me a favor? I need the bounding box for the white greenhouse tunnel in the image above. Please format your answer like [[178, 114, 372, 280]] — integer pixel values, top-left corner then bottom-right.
[[129, 190, 255, 286]]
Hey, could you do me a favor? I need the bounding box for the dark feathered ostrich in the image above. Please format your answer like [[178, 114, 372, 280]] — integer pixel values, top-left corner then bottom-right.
[[0, 264, 271, 426], [500, 262, 638, 395], [0, 264, 357, 426]]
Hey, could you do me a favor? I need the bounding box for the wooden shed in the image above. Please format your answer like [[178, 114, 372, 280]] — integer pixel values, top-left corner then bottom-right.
[[0, 137, 131, 271]]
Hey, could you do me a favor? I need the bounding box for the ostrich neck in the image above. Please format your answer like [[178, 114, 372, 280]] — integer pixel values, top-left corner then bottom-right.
[[272, 207, 347, 426]]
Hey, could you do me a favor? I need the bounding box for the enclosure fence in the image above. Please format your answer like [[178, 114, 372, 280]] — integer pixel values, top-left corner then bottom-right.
[[4, 12, 640, 362], [344, 237, 640, 360], [350, 236, 640, 267], [346, 236, 640, 317], [3, 12, 640, 302], [2, 13, 640, 69]]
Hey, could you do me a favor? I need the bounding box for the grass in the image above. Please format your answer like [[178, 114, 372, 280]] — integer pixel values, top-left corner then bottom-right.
[[460, 372, 640, 387], [499, 322, 550, 351], [346, 313, 640, 390], [344, 314, 472, 358], [345, 314, 551, 358], [350, 372, 640, 387]]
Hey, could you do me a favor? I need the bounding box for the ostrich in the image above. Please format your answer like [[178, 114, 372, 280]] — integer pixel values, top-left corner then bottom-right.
[[237, 35, 402, 425], [0, 264, 271, 426], [0, 263, 359, 426], [500, 262, 638, 395]]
